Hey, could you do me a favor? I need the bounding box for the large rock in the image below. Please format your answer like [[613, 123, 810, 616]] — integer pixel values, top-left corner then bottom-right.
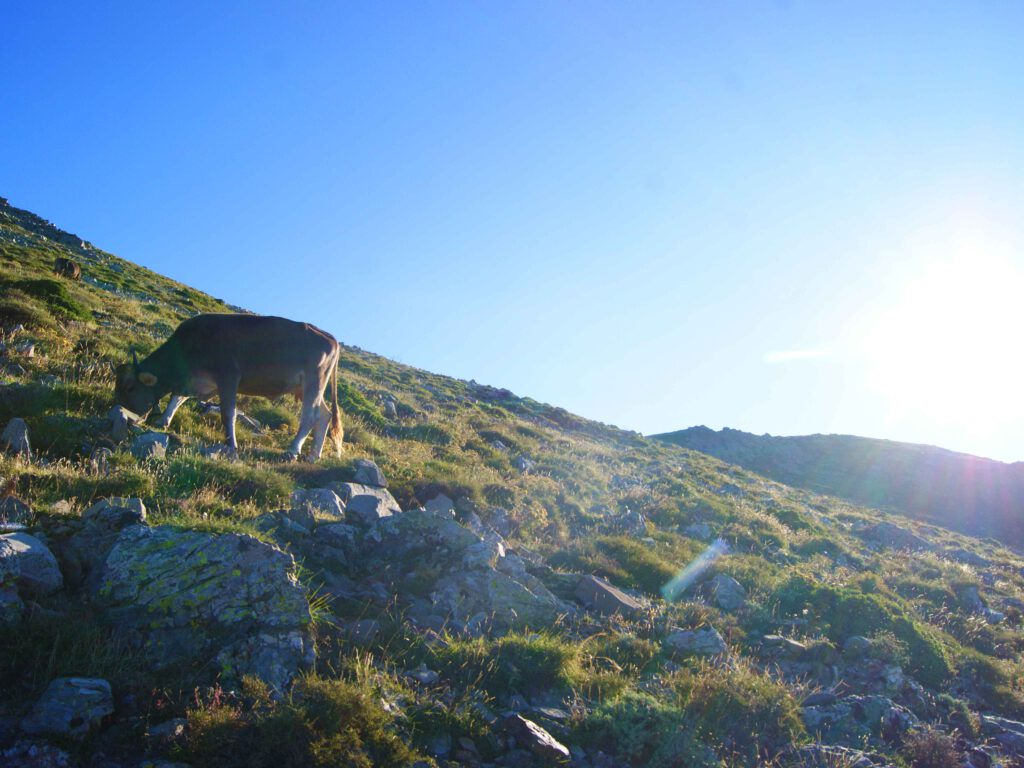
[[0, 496, 33, 527], [664, 626, 727, 656], [50, 498, 146, 590], [0, 538, 24, 625], [20, 678, 113, 738], [500, 714, 571, 762], [352, 459, 387, 487], [1, 418, 31, 457], [331, 482, 401, 524], [575, 574, 643, 616], [92, 525, 312, 688], [801, 695, 917, 744], [290, 488, 345, 520], [1, 740, 77, 767], [0, 533, 62, 595], [131, 431, 169, 460], [708, 573, 746, 611], [216, 630, 315, 694], [106, 405, 139, 442]]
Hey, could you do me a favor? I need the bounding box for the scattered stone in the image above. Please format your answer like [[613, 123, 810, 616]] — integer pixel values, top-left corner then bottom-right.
[[106, 405, 139, 442], [664, 626, 727, 656], [352, 458, 387, 487], [801, 695, 917, 743], [1, 533, 62, 595], [148, 717, 188, 744], [575, 574, 643, 616], [332, 482, 401, 524], [762, 634, 808, 658], [0, 496, 33, 526], [408, 664, 440, 685], [501, 714, 571, 762], [291, 488, 345, 520], [21, 677, 113, 738], [1, 418, 31, 457], [1, 740, 76, 767], [425, 493, 455, 516], [216, 630, 316, 695], [131, 431, 169, 460], [512, 455, 534, 473], [708, 573, 746, 611], [843, 635, 873, 658]]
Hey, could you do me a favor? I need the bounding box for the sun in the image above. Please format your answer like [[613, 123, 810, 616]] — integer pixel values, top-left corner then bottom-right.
[[859, 251, 1024, 439]]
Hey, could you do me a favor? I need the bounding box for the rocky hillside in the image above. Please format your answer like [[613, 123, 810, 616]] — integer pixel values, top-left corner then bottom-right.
[[653, 426, 1024, 549], [3, 197, 1024, 768]]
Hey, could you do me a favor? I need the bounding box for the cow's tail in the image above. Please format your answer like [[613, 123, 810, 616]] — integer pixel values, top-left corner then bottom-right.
[[329, 350, 344, 456]]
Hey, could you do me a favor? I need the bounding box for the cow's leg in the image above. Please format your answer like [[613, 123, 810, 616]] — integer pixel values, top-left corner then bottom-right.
[[287, 374, 320, 460], [218, 377, 240, 455], [157, 394, 189, 429], [306, 394, 331, 463]]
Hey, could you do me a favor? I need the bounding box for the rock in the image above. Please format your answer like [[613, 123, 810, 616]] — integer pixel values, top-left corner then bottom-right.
[[1, 584, 24, 626], [216, 630, 315, 694], [843, 635, 873, 658], [575, 574, 643, 616], [83, 497, 147, 527], [332, 482, 401, 524], [1, 418, 31, 457], [615, 508, 647, 536], [20, 677, 113, 738], [0, 533, 62, 595], [131, 431, 169, 460], [762, 635, 808, 658], [51, 498, 146, 590], [148, 717, 187, 744], [801, 695, 917, 744], [15, 341, 35, 358], [685, 522, 712, 540], [501, 714, 571, 762], [344, 619, 381, 645], [945, 547, 990, 567], [106, 406, 138, 442], [862, 521, 933, 551], [4, 363, 27, 377], [664, 626, 727, 656], [958, 585, 986, 613], [1, 740, 77, 767], [802, 691, 838, 707], [425, 493, 455, 516], [408, 664, 440, 685], [793, 744, 883, 768], [0, 496, 33, 526], [512, 455, 534, 473], [38, 374, 59, 388], [352, 459, 387, 487], [290, 488, 345, 520], [708, 573, 746, 611], [382, 399, 398, 420], [88, 447, 113, 475], [92, 525, 312, 685]]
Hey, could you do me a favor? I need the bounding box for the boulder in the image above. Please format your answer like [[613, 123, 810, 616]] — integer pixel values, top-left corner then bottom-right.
[[425, 493, 455, 516], [500, 714, 571, 762], [20, 677, 113, 738], [0, 586, 24, 626], [0, 496, 33, 527], [290, 488, 345, 521], [843, 635, 873, 659], [332, 482, 401, 524], [92, 525, 312, 687], [801, 695, 917, 744], [352, 459, 387, 487], [106, 405, 138, 442], [664, 626, 727, 656], [131, 431, 169, 460], [708, 573, 746, 611], [52, 498, 146, 590], [512, 455, 534, 473], [382, 399, 398, 420], [0, 533, 62, 595], [1, 418, 31, 457], [575, 574, 643, 616], [83, 497, 146, 527]]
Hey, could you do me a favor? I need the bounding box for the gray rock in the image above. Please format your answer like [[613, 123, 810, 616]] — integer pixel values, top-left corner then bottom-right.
[[944, 547, 990, 567], [843, 635, 873, 658], [512, 455, 534, 473], [52, 498, 146, 590], [762, 634, 808, 658], [148, 717, 187, 744], [89, 446, 113, 476], [1, 533, 62, 595], [290, 488, 345, 520], [501, 714, 571, 762], [685, 522, 713, 540], [332, 482, 401, 524], [408, 664, 440, 685], [382, 399, 398, 420], [575, 574, 643, 616], [425, 493, 455, 515], [216, 630, 315, 694], [352, 459, 387, 487], [958, 585, 986, 613], [664, 626, 727, 656], [83, 497, 146, 527], [801, 695, 917, 742], [21, 677, 113, 738], [1, 418, 31, 457], [38, 374, 59, 388], [15, 341, 35, 358], [708, 573, 746, 611], [0, 496, 32, 526], [92, 525, 312, 682], [131, 431, 169, 460], [107, 405, 139, 442], [1, 740, 76, 767], [0, 586, 24, 626]]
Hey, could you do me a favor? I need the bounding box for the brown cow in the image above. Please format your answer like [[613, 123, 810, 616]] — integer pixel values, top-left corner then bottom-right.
[[54, 257, 82, 280], [115, 314, 343, 461]]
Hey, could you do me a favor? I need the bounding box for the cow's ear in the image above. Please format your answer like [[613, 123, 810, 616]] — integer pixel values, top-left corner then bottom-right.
[[138, 372, 158, 387]]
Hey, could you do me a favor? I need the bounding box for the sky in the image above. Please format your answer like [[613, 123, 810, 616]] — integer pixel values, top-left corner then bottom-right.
[[3, 2, 1024, 462]]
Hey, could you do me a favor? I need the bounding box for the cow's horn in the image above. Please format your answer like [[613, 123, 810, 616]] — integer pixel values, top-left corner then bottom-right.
[[131, 347, 139, 368]]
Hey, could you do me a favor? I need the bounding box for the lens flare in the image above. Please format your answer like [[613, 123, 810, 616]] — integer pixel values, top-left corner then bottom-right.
[[661, 538, 729, 601]]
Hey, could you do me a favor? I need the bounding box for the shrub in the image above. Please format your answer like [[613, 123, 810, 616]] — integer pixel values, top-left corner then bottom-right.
[[902, 727, 960, 768], [4, 277, 91, 320]]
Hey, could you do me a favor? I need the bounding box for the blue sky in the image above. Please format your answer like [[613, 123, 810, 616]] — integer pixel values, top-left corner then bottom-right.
[[4, 2, 1024, 461]]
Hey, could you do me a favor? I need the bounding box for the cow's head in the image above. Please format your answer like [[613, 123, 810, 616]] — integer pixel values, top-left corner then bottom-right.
[[114, 349, 160, 416]]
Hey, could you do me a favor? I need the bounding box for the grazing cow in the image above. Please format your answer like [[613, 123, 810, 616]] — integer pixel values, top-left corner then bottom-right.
[[53, 257, 82, 280], [115, 314, 343, 461]]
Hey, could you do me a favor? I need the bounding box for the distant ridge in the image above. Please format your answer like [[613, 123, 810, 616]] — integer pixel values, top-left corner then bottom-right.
[[653, 426, 1024, 547]]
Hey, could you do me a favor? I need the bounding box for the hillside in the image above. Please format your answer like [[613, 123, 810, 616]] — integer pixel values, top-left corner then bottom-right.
[[3, 197, 1024, 767], [653, 426, 1024, 549]]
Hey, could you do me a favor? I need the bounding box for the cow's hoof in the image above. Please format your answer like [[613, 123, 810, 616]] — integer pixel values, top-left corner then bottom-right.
[[302, 453, 320, 464], [284, 451, 300, 462]]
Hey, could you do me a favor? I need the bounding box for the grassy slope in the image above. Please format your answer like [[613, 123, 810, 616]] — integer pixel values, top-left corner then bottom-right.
[[4, 198, 1024, 765]]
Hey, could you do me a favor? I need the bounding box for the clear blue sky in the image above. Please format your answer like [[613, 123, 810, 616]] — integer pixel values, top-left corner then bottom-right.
[[4, 2, 1024, 461]]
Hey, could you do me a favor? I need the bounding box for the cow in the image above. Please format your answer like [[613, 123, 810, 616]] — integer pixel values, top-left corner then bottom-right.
[[54, 257, 82, 280], [114, 313, 344, 461]]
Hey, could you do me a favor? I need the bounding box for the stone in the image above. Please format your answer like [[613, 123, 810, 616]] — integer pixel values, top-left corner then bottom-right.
[[92, 525, 312, 682], [20, 677, 113, 738], [89, 446, 113, 475], [1, 740, 76, 767], [0, 586, 24, 626], [51, 498, 147, 590], [352, 458, 387, 487], [1, 418, 31, 457], [216, 630, 316, 694], [131, 431, 169, 460], [664, 626, 727, 656], [38, 374, 59, 388], [843, 635, 873, 658], [958, 585, 986, 613], [501, 714, 571, 762], [408, 664, 440, 685], [762, 635, 808, 658], [107, 405, 139, 442], [425, 493, 455, 515], [801, 695, 917, 744], [0, 496, 33, 526], [512, 455, 534, 473], [1, 533, 62, 595], [332, 482, 401, 524], [290, 488, 345, 520], [382, 399, 398, 420], [83, 497, 146, 527], [708, 573, 746, 611], [148, 717, 187, 744], [575, 574, 643, 616]]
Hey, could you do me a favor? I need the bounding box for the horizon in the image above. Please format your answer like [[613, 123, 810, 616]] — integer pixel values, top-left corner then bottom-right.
[[4, 2, 1023, 462]]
